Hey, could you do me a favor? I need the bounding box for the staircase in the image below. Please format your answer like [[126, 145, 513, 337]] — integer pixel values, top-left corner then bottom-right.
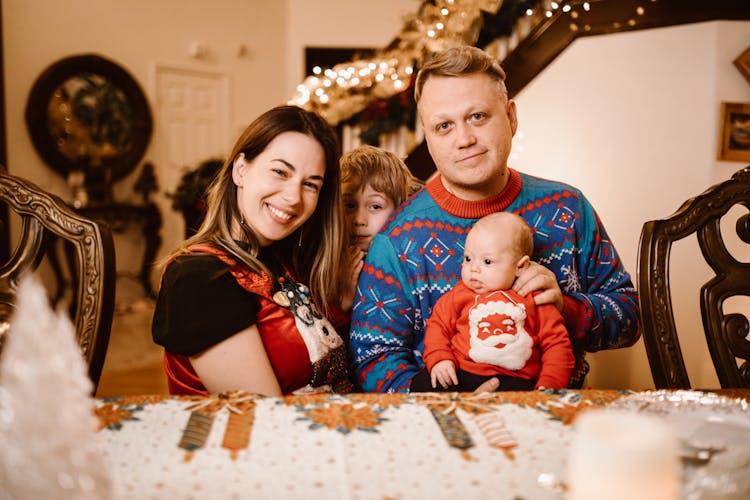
[[406, 0, 750, 179]]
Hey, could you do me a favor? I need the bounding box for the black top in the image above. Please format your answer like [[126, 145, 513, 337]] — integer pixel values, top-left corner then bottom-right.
[[152, 254, 264, 356]]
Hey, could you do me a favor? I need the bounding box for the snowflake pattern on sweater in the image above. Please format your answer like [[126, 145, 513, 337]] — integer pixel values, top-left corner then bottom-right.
[[349, 169, 640, 393]]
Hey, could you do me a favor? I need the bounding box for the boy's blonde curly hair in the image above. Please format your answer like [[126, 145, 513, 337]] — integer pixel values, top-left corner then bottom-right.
[[340, 145, 424, 206]]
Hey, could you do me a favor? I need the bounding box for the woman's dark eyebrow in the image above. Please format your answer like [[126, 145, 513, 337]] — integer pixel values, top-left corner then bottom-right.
[[272, 158, 294, 169], [272, 158, 324, 182]]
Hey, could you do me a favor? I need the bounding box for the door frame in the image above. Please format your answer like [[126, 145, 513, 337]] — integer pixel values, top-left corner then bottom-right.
[[148, 61, 231, 186]]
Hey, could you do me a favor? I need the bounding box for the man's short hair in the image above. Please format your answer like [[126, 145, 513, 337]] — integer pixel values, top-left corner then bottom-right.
[[415, 45, 508, 103]]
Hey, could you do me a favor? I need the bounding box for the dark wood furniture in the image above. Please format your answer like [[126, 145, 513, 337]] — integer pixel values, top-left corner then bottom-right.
[[77, 202, 161, 297], [637, 166, 750, 389], [0, 2, 9, 263], [0, 173, 115, 391]]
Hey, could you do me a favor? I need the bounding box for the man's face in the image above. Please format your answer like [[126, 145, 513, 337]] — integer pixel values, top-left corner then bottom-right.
[[418, 73, 517, 201]]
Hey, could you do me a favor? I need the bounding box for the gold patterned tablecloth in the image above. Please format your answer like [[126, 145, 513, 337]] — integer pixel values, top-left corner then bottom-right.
[[94, 390, 642, 499]]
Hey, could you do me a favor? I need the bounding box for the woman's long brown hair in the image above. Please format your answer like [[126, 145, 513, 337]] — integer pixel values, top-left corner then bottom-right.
[[169, 105, 347, 315]]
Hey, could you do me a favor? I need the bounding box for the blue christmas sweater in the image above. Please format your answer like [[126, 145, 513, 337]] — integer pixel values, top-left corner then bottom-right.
[[349, 168, 640, 392]]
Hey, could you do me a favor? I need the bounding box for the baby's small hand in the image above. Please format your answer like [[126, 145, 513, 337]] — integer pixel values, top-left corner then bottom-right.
[[430, 360, 458, 389]]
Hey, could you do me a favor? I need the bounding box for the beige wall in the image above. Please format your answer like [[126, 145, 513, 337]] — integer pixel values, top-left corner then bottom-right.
[[2, 0, 409, 290], [3, 0, 287, 192], [512, 20, 750, 389], [3, 0, 288, 289]]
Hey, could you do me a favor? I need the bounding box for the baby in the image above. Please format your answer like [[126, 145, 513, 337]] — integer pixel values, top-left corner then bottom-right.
[[339, 145, 423, 312], [410, 212, 574, 392]]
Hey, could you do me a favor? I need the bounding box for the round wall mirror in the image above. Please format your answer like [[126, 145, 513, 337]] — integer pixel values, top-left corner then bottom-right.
[[25, 54, 152, 183]]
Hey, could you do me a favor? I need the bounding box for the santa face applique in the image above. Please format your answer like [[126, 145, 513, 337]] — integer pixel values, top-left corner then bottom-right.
[[467, 291, 533, 370], [274, 276, 343, 363]]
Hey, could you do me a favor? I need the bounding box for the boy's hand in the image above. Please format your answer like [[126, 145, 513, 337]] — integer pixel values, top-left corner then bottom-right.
[[340, 245, 364, 312], [430, 360, 458, 389]]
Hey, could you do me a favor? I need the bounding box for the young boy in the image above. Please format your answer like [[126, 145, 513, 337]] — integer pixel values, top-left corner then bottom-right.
[[339, 145, 423, 313], [340, 145, 423, 252], [410, 212, 574, 392]]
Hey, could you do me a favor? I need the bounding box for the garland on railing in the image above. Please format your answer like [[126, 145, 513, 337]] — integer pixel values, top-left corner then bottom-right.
[[289, 0, 554, 146], [289, 0, 505, 127], [289, 1, 606, 149], [349, 0, 545, 146], [476, 0, 543, 46], [343, 76, 418, 146]]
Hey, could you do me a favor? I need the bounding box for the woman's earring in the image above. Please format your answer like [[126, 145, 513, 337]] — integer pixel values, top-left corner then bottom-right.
[[298, 226, 303, 247]]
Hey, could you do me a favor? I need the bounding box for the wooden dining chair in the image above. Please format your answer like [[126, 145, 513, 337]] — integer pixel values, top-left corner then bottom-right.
[[0, 172, 115, 391], [637, 166, 750, 389]]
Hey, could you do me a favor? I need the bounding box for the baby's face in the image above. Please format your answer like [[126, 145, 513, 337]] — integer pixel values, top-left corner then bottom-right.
[[461, 225, 521, 294], [342, 183, 396, 252]]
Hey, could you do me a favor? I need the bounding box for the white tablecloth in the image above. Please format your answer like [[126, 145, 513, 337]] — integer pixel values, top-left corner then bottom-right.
[[95, 390, 634, 499]]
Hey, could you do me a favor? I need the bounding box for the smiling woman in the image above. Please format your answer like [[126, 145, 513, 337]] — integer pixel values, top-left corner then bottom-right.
[[232, 132, 326, 247], [152, 105, 355, 397]]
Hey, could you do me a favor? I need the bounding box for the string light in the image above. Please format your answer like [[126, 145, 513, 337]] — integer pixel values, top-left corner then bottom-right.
[[287, 0, 505, 125], [287, 0, 609, 126]]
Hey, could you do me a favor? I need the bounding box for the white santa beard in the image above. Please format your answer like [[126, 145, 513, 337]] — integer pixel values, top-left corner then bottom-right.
[[468, 328, 533, 370], [467, 298, 533, 370]]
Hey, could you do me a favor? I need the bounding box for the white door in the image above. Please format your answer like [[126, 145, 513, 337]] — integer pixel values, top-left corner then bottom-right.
[[150, 64, 230, 264]]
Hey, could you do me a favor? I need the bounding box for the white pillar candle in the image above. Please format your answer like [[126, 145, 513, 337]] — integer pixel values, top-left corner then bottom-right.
[[568, 410, 680, 500]]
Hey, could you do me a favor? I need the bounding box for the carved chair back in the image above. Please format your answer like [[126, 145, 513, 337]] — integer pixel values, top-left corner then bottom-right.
[[637, 166, 750, 388], [0, 173, 115, 391]]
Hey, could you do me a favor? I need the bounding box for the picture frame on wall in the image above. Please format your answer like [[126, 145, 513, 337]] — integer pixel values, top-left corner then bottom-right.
[[718, 102, 750, 162], [734, 45, 750, 85]]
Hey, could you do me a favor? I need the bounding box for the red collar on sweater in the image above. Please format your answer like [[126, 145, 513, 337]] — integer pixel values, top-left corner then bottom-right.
[[426, 168, 522, 218]]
